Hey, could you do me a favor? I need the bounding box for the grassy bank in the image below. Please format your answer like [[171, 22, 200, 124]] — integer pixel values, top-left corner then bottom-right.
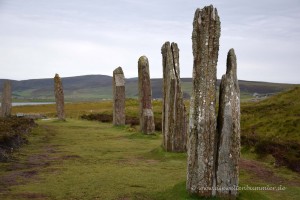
[[241, 87, 300, 143], [241, 87, 300, 171]]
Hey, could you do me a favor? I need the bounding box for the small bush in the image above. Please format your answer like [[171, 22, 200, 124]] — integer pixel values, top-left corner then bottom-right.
[[0, 116, 36, 161]]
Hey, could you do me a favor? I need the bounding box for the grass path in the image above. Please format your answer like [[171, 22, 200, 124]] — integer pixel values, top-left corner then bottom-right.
[[0, 119, 300, 199]]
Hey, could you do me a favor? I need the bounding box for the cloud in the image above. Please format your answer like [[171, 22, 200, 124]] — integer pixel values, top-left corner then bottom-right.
[[0, 0, 299, 83]]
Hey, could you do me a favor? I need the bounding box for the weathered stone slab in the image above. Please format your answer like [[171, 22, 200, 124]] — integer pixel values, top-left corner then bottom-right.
[[138, 56, 155, 134], [1, 80, 12, 118], [54, 74, 65, 120], [161, 41, 187, 152], [186, 5, 221, 197], [113, 66, 125, 126], [216, 48, 240, 198]]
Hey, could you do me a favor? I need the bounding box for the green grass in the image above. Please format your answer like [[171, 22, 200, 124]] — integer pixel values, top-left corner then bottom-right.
[[240, 87, 300, 172], [0, 120, 189, 199], [12, 87, 300, 171], [4, 87, 300, 199], [0, 119, 299, 199], [12, 101, 113, 118], [241, 86, 300, 143], [13, 85, 300, 144], [12, 99, 163, 120]]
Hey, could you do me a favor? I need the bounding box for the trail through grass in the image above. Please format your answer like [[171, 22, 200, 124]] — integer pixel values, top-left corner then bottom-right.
[[0, 119, 189, 199], [1, 119, 299, 199]]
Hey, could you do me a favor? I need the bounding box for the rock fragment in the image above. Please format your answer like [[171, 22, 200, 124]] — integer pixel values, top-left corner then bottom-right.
[[162, 41, 187, 152], [186, 5, 221, 197], [1, 80, 12, 118], [54, 74, 65, 120], [138, 56, 155, 134], [113, 67, 125, 126]]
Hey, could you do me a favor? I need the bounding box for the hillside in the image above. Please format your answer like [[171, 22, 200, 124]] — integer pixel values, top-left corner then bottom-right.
[[241, 87, 300, 171], [0, 75, 297, 102], [0, 75, 113, 101]]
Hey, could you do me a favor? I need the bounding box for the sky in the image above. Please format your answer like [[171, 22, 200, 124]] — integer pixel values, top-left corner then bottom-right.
[[0, 0, 299, 83]]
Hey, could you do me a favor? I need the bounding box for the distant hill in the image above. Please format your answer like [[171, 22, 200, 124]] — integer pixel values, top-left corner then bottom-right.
[[0, 75, 298, 102]]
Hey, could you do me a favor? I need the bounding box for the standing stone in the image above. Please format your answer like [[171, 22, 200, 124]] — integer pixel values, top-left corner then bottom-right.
[[138, 56, 155, 134], [161, 41, 187, 152], [54, 74, 65, 120], [1, 80, 12, 118], [112, 67, 125, 126], [187, 5, 220, 197], [216, 49, 240, 198]]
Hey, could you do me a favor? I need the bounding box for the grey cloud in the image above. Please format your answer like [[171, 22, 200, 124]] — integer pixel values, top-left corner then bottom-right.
[[0, 0, 299, 83]]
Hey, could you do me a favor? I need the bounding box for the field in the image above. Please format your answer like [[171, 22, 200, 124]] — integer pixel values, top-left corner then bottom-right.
[[1, 75, 298, 102], [0, 87, 299, 199], [1, 119, 300, 200]]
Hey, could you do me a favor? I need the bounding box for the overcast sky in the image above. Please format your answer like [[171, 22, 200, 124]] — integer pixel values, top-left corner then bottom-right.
[[0, 0, 299, 83]]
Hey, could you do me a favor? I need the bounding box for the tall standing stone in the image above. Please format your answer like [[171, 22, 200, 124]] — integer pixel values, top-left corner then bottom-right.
[[138, 56, 155, 134], [187, 5, 220, 197], [112, 67, 125, 126], [161, 41, 187, 152], [1, 80, 12, 118], [54, 74, 65, 120], [216, 49, 240, 198]]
